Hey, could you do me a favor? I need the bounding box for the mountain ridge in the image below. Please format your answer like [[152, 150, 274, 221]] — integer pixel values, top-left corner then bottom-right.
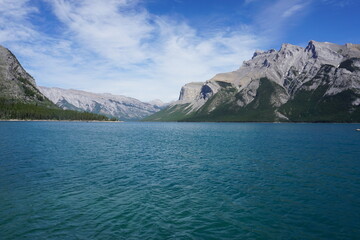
[[145, 40, 360, 122], [0, 45, 114, 121], [0, 45, 46, 103], [39, 86, 166, 121]]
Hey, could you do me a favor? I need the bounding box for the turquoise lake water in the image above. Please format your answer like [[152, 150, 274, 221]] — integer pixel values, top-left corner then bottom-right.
[[0, 122, 360, 239]]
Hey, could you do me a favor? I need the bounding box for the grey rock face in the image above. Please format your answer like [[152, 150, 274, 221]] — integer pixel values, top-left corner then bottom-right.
[[174, 41, 360, 113], [0, 45, 165, 120], [39, 87, 164, 120], [0, 45, 45, 102], [178, 82, 204, 102]]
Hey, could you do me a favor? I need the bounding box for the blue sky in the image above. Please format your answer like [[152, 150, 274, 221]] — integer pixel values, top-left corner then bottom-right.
[[0, 0, 359, 101]]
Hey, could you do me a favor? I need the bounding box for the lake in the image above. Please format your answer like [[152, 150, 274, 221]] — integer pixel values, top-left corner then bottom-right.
[[0, 122, 360, 239]]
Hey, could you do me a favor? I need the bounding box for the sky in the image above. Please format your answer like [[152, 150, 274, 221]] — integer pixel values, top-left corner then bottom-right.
[[0, 0, 359, 102]]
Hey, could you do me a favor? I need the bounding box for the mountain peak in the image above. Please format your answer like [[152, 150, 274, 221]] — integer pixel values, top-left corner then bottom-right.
[[280, 43, 300, 51], [147, 40, 360, 122], [252, 49, 277, 59], [39, 86, 163, 120], [178, 82, 204, 102], [0, 45, 44, 102], [305, 40, 318, 58]]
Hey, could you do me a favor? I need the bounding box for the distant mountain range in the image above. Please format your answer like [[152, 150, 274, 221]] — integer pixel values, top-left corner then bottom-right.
[[145, 41, 360, 122], [2, 41, 360, 122], [39, 87, 167, 121], [0, 45, 164, 121], [0, 45, 112, 121]]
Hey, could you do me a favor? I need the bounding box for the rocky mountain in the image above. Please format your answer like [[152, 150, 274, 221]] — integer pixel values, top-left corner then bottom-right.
[[145, 41, 360, 122], [39, 87, 165, 120], [0, 45, 112, 121], [0, 45, 47, 103]]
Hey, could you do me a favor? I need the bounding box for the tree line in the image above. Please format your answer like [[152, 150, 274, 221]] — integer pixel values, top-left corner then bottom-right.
[[0, 98, 117, 121]]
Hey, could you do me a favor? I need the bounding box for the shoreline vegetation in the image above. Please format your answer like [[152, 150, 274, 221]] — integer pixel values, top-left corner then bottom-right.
[[0, 120, 359, 124], [142, 120, 360, 124], [0, 98, 118, 122], [0, 119, 122, 122]]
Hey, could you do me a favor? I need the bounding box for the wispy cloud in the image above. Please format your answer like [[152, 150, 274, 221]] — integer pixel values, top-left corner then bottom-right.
[[0, 0, 311, 101], [322, 0, 353, 7], [253, 0, 311, 40], [244, 0, 258, 5], [282, 4, 305, 18], [50, 0, 154, 66], [0, 0, 39, 42]]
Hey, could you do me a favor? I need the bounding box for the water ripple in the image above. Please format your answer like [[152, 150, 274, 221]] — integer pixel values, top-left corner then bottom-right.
[[1, 122, 360, 239]]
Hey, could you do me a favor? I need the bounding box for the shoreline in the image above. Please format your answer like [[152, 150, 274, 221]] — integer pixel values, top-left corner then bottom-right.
[[0, 119, 123, 122], [143, 121, 360, 124], [1, 119, 359, 124]]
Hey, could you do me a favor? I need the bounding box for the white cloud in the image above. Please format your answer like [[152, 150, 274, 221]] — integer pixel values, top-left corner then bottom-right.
[[282, 4, 304, 18], [0, 0, 37, 19], [244, 0, 258, 5], [322, 0, 353, 7], [0, 0, 310, 102], [253, 0, 311, 40], [50, 0, 154, 65], [0, 0, 39, 42]]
